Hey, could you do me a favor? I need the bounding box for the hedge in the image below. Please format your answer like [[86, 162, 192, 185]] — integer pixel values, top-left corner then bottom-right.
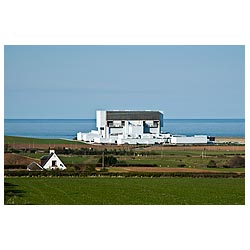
[[4, 170, 245, 178], [4, 165, 27, 170]]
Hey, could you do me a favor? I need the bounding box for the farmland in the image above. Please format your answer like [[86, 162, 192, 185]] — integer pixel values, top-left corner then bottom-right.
[[4, 135, 245, 205], [4, 135, 84, 145], [4, 177, 245, 205], [4, 135, 245, 172]]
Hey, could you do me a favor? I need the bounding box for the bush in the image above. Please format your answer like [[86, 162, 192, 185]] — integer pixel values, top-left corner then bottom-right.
[[207, 160, 217, 168], [4, 165, 27, 170], [84, 165, 96, 173], [65, 166, 76, 172], [4, 170, 245, 178], [228, 156, 245, 168], [177, 164, 186, 168]]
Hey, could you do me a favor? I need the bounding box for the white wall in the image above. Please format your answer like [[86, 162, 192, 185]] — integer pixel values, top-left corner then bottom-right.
[[96, 110, 106, 137], [171, 136, 207, 144], [128, 123, 143, 137], [96, 110, 106, 127], [110, 127, 123, 135], [117, 138, 166, 145], [43, 153, 66, 170], [77, 132, 83, 140]]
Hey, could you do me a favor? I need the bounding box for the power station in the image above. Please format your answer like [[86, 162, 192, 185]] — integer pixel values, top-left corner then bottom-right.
[[77, 110, 214, 145]]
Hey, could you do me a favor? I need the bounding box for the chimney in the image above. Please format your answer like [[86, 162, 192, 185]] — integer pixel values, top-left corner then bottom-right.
[[49, 149, 55, 154]]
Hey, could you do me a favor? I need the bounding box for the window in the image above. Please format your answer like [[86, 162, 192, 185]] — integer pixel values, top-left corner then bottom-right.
[[107, 121, 113, 127], [52, 160, 56, 166], [153, 121, 159, 127]]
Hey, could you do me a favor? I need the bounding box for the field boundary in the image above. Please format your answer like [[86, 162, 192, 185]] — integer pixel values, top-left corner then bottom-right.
[[4, 170, 245, 178]]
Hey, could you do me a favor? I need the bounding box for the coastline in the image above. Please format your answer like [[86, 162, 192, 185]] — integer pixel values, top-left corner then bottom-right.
[[5, 118, 245, 140], [215, 137, 245, 144], [4, 135, 245, 151]]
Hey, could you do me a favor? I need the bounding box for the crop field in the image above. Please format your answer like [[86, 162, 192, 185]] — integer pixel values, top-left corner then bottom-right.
[[4, 136, 84, 145], [4, 135, 245, 205], [4, 177, 245, 205], [117, 155, 245, 172]]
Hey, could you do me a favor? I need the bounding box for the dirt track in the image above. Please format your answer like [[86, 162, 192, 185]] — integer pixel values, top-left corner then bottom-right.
[[110, 167, 220, 173], [106, 166, 243, 174]]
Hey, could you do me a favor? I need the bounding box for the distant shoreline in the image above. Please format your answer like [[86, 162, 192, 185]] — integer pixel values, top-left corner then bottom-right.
[[4, 135, 245, 145], [5, 119, 245, 139], [215, 136, 245, 144], [4, 118, 245, 121]]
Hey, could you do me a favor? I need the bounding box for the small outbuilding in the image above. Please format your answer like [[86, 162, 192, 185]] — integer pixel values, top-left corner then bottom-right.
[[27, 162, 43, 171]]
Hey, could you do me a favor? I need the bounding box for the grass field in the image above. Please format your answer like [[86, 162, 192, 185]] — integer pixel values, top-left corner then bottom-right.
[[4, 136, 84, 145], [19, 153, 94, 164], [6, 151, 245, 172], [120, 156, 245, 171], [4, 177, 245, 205]]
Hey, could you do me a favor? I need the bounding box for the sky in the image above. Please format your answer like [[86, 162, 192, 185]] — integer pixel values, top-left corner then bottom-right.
[[4, 45, 245, 119]]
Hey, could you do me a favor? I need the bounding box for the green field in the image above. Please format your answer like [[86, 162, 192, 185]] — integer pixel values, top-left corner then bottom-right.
[[120, 156, 245, 171], [19, 153, 94, 164], [16, 151, 245, 172], [4, 177, 245, 205], [4, 136, 84, 145]]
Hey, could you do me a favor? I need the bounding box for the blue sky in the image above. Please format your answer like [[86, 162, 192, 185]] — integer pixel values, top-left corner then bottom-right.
[[4, 45, 245, 119]]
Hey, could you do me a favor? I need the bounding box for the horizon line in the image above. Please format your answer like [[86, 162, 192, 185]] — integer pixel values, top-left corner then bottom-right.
[[4, 117, 245, 120]]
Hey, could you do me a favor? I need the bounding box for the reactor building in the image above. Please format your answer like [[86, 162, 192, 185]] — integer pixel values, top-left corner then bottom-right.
[[76, 110, 213, 145]]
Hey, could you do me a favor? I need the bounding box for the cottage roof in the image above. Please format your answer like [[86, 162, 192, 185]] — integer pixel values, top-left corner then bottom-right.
[[40, 153, 54, 167], [27, 162, 43, 171]]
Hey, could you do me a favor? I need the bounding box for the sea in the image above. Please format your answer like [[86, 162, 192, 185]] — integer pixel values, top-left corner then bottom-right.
[[4, 119, 245, 139]]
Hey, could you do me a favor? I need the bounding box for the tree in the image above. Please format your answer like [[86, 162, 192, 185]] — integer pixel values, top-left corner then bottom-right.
[[98, 155, 118, 167]]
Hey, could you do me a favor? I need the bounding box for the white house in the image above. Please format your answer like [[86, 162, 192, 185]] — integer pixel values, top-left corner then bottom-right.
[[40, 150, 66, 170], [27, 150, 66, 170]]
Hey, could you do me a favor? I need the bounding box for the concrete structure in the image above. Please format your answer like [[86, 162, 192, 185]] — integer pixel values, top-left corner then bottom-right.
[[170, 135, 208, 144], [77, 110, 214, 145], [77, 110, 171, 145], [27, 150, 66, 170]]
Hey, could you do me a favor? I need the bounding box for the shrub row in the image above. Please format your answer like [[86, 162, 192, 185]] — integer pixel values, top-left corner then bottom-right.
[[4, 165, 28, 170], [207, 156, 245, 168], [4, 162, 158, 171], [4, 170, 245, 178]]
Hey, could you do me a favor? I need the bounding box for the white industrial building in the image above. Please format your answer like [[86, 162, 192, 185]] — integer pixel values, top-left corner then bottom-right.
[[76, 110, 214, 145], [170, 135, 208, 144]]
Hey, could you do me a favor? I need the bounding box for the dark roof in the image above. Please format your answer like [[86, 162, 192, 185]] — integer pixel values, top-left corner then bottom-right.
[[41, 155, 50, 161], [106, 111, 163, 125], [40, 153, 54, 167], [27, 162, 43, 171]]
